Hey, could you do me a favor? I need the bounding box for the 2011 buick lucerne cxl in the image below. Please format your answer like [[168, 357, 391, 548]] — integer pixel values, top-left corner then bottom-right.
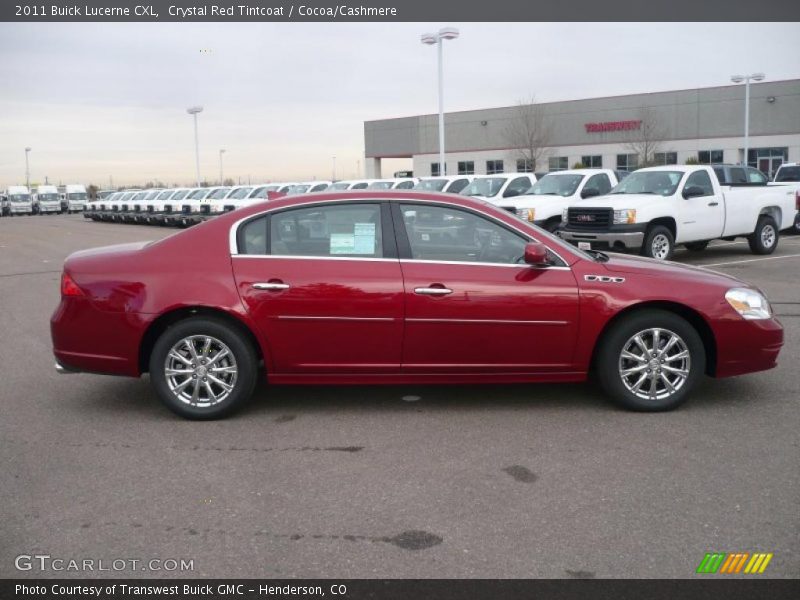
[[51, 191, 784, 419]]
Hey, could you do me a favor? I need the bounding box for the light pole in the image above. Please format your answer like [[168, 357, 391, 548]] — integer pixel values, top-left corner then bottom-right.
[[421, 27, 460, 177], [730, 73, 765, 167], [187, 106, 203, 186], [24, 147, 31, 189], [219, 149, 226, 185], [332, 155, 336, 181]]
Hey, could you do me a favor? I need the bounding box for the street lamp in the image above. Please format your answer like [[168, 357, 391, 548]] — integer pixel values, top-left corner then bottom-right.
[[730, 72, 765, 167], [24, 147, 31, 189], [187, 106, 203, 186], [219, 149, 226, 185], [332, 155, 337, 181], [421, 26, 460, 177]]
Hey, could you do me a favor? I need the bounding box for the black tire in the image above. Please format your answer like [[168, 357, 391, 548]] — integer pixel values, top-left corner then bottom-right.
[[684, 241, 709, 252], [748, 215, 779, 255], [149, 317, 259, 420], [641, 225, 675, 260], [596, 309, 705, 412]]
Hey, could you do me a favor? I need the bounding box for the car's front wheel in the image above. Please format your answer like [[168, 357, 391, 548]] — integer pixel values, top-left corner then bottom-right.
[[596, 310, 705, 411], [642, 225, 675, 260], [149, 317, 258, 419]]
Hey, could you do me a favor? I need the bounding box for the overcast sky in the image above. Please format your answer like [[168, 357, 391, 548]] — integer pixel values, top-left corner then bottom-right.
[[0, 22, 798, 188]]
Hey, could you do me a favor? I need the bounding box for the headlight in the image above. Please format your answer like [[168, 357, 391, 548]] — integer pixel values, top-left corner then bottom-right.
[[562, 208, 568, 221], [725, 288, 772, 320], [613, 209, 636, 224], [211, 205, 223, 213], [516, 208, 535, 222]]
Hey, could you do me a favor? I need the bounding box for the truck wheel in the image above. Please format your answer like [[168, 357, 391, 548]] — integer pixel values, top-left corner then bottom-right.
[[684, 241, 709, 252], [748, 216, 779, 255], [596, 309, 705, 412], [149, 317, 259, 420], [642, 226, 674, 260]]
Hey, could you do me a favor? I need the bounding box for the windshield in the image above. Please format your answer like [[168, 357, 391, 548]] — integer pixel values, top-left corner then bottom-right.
[[145, 191, 161, 200], [67, 192, 87, 200], [414, 179, 448, 192], [228, 187, 253, 199], [776, 166, 800, 182], [187, 189, 210, 200], [171, 190, 189, 200], [38, 193, 59, 201], [207, 188, 231, 200], [290, 185, 311, 194], [329, 182, 350, 190], [132, 192, 147, 201], [9, 194, 31, 202], [529, 174, 584, 197], [367, 181, 393, 189], [263, 185, 281, 192], [119, 193, 133, 201], [609, 170, 683, 196], [462, 177, 507, 197], [156, 190, 173, 200]]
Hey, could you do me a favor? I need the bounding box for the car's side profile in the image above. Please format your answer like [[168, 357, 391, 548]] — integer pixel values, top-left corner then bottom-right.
[[51, 191, 784, 419]]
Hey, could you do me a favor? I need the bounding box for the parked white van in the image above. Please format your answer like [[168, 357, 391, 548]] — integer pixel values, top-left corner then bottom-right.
[[5, 185, 33, 216], [64, 184, 88, 213], [34, 185, 62, 214], [367, 178, 419, 190]]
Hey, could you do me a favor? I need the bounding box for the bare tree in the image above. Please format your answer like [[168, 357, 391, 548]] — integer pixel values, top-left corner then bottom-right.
[[503, 96, 553, 172], [623, 106, 667, 168]]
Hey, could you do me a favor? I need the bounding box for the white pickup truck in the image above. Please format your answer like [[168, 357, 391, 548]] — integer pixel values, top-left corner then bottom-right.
[[498, 168, 626, 232], [559, 165, 800, 260]]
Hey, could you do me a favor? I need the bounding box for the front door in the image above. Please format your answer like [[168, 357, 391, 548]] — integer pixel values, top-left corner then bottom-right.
[[394, 202, 580, 373], [678, 169, 724, 242], [232, 202, 404, 374]]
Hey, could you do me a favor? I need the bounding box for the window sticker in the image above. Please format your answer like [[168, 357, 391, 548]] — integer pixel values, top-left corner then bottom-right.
[[330, 233, 356, 254], [353, 222, 376, 254]]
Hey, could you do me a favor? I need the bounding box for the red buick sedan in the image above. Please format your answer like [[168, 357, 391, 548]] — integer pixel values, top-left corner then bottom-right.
[[51, 191, 783, 419]]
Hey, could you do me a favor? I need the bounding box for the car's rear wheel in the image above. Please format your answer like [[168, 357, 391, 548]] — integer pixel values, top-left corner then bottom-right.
[[748, 215, 779, 255], [596, 310, 705, 411], [149, 317, 258, 419], [642, 225, 674, 260]]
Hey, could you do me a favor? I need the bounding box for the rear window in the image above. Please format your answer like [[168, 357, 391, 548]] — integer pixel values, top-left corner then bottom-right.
[[776, 166, 800, 182]]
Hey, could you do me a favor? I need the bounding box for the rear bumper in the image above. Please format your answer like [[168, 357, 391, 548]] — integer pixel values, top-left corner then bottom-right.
[[714, 317, 784, 378]]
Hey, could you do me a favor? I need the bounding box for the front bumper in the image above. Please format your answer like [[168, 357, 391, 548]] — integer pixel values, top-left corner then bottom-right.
[[714, 317, 784, 378], [559, 225, 646, 250]]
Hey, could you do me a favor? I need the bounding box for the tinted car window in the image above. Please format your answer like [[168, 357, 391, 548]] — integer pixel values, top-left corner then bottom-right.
[[504, 177, 532, 197], [240, 217, 267, 255], [729, 168, 747, 184], [684, 170, 714, 196], [776, 166, 800, 182], [400, 204, 526, 265], [310, 183, 329, 192], [351, 183, 369, 190], [270, 204, 382, 258], [446, 178, 470, 193], [584, 173, 612, 195], [395, 181, 415, 189]]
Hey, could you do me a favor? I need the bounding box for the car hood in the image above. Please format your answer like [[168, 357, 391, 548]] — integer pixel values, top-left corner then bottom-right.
[[601, 252, 746, 287], [570, 193, 667, 209], [504, 194, 569, 209]]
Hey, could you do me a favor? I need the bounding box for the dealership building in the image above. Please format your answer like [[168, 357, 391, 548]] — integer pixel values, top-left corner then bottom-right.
[[364, 79, 800, 180]]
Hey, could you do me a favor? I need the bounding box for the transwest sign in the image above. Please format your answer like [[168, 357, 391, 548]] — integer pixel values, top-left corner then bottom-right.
[[584, 120, 642, 133]]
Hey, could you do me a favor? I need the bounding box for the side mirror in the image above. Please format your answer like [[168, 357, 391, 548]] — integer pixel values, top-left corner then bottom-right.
[[683, 185, 705, 199], [523, 242, 549, 266], [581, 187, 600, 199]]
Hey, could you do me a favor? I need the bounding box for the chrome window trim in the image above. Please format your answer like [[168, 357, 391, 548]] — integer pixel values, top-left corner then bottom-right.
[[233, 254, 396, 263], [406, 318, 569, 325], [228, 196, 577, 268]]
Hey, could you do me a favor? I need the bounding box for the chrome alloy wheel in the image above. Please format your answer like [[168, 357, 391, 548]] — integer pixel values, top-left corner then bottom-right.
[[164, 335, 238, 407], [651, 234, 671, 259], [618, 328, 691, 401], [761, 223, 776, 248]]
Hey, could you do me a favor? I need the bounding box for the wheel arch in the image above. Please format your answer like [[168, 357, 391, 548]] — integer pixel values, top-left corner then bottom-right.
[[758, 206, 781, 228], [647, 217, 677, 239], [138, 306, 265, 374], [589, 301, 717, 376]]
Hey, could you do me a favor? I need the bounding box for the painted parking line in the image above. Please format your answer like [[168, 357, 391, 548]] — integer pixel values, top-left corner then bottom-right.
[[697, 253, 800, 268]]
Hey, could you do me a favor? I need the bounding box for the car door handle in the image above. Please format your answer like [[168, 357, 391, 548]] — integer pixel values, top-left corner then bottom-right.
[[252, 282, 290, 291], [708, 201, 719, 206], [414, 286, 453, 296]]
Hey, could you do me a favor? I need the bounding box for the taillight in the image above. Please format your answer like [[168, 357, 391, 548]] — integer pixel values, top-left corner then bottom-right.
[[61, 272, 84, 297]]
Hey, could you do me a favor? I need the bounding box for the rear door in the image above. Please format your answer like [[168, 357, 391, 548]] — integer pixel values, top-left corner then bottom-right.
[[678, 169, 724, 242], [393, 202, 580, 373], [232, 201, 404, 374]]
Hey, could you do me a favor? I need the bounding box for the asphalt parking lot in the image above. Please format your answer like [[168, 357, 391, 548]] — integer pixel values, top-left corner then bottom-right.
[[1, 214, 798, 579]]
